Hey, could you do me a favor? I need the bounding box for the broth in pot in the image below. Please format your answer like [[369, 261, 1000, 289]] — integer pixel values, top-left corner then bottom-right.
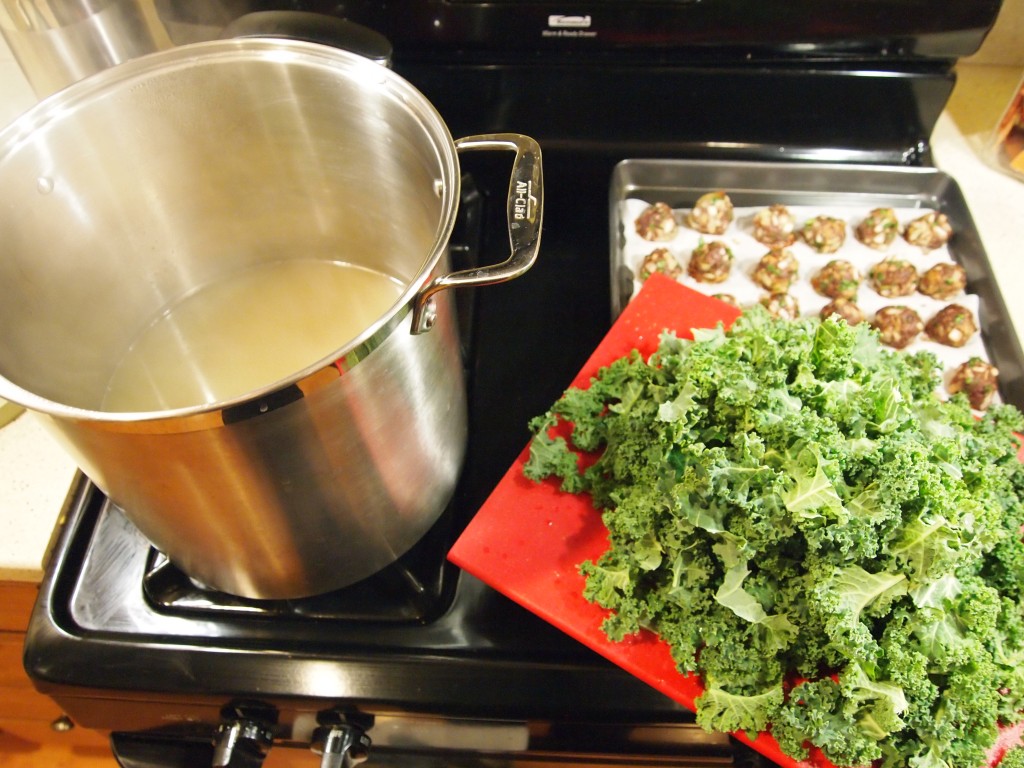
[[101, 260, 403, 412]]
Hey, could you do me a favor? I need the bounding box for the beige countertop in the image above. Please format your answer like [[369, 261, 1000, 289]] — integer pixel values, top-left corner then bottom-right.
[[0, 38, 1023, 583]]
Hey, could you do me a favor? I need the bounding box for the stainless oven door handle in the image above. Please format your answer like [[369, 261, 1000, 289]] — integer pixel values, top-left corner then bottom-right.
[[411, 133, 544, 334]]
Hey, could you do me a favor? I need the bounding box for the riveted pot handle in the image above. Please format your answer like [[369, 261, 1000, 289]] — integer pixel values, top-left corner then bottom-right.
[[411, 133, 543, 334]]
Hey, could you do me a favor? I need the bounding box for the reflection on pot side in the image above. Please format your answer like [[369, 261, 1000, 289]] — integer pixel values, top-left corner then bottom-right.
[[100, 259, 403, 412]]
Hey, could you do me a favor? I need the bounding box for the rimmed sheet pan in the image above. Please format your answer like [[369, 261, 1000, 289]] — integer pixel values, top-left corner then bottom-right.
[[609, 159, 1024, 409]]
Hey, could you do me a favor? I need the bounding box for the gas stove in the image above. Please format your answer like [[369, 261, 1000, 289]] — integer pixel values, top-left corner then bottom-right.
[[22, 2, 1007, 766]]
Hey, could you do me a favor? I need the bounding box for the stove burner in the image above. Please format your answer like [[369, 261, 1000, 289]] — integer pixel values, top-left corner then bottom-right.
[[142, 506, 459, 623]]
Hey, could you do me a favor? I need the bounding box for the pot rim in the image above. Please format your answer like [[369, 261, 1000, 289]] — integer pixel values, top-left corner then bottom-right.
[[0, 38, 462, 425]]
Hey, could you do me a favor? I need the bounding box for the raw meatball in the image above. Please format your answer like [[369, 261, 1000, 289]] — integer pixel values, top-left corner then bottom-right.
[[752, 204, 796, 248], [948, 357, 999, 410], [904, 211, 953, 250], [802, 215, 847, 254], [687, 240, 734, 283], [855, 207, 899, 250], [918, 262, 967, 300], [638, 248, 683, 281], [759, 292, 799, 320], [635, 201, 678, 241], [925, 303, 977, 348], [713, 293, 740, 307], [872, 306, 923, 349], [869, 258, 918, 298], [752, 248, 799, 293], [686, 191, 734, 235], [820, 297, 865, 325], [811, 260, 861, 300]]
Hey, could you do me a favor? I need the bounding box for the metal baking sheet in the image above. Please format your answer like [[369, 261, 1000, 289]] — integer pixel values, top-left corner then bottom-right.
[[610, 159, 1024, 410]]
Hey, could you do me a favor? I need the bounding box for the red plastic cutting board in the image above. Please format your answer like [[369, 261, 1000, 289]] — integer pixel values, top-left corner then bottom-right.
[[448, 273, 1024, 768]]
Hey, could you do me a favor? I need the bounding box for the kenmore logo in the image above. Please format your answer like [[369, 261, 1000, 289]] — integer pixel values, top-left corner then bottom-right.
[[547, 15, 592, 29]]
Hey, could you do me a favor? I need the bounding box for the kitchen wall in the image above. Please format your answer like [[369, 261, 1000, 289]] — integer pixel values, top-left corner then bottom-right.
[[968, 0, 1024, 66]]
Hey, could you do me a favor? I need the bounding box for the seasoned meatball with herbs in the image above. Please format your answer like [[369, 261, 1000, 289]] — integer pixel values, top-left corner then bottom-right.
[[638, 248, 683, 281], [687, 240, 733, 283], [918, 262, 967, 300], [759, 292, 799, 320], [855, 207, 900, 250], [686, 191, 734, 235], [635, 201, 678, 241], [752, 248, 799, 293], [820, 297, 865, 326], [801, 215, 847, 254], [872, 306, 923, 349], [948, 357, 999, 410], [752, 204, 797, 248], [904, 211, 953, 250], [925, 303, 977, 348], [811, 259, 861, 300], [869, 258, 918, 298]]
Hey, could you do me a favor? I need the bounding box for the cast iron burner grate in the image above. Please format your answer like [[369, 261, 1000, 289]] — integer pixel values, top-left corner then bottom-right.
[[141, 505, 459, 624]]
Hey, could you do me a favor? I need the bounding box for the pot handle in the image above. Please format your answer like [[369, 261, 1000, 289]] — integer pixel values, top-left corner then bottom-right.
[[411, 133, 544, 334]]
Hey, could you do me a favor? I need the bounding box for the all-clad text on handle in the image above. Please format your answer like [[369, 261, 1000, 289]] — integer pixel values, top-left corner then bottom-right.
[[411, 133, 544, 334]]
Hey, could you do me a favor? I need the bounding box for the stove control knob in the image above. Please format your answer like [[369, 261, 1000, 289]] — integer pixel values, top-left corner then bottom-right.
[[311, 722, 372, 768], [212, 719, 274, 768]]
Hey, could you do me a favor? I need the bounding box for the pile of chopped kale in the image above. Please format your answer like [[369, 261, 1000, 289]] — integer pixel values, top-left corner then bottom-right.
[[525, 309, 1024, 768]]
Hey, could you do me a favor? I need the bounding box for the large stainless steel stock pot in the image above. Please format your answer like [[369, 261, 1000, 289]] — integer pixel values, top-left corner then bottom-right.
[[0, 38, 543, 599]]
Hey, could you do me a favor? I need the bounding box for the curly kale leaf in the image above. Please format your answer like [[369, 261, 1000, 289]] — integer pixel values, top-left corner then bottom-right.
[[695, 682, 784, 738]]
